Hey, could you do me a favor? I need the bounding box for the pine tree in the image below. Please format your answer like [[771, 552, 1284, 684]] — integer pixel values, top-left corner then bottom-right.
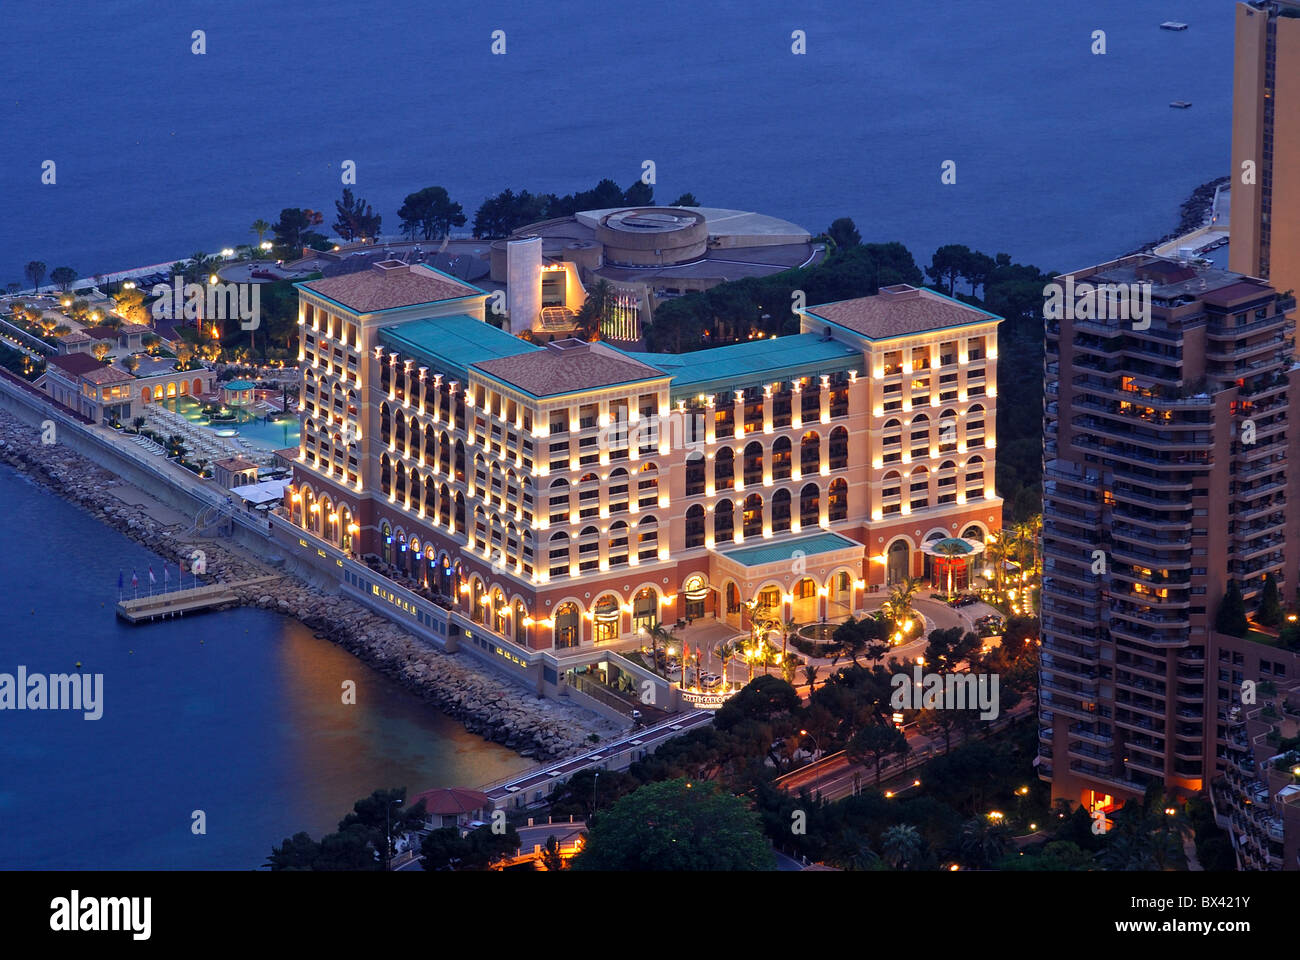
[[1215, 581, 1249, 637], [1256, 573, 1283, 627]]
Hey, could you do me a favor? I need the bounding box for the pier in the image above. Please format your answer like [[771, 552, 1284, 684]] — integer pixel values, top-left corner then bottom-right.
[[115, 575, 281, 624]]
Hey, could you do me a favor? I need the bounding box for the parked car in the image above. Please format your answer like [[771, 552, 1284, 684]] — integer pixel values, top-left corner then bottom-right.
[[700, 673, 722, 690]]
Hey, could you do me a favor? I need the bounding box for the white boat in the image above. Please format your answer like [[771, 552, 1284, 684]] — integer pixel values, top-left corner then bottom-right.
[[1160, 21, 1188, 31]]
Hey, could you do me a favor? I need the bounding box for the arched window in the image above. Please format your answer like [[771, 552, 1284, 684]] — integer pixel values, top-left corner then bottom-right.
[[549, 478, 570, 524], [742, 493, 763, 538], [514, 600, 528, 646], [887, 538, 911, 585], [715, 447, 734, 490], [471, 579, 485, 624], [685, 452, 706, 496], [548, 532, 570, 579], [633, 587, 658, 633], [743, 440, 764, 486], [636, 516, 658, 561], [909, 467, 929, 508], [685, 504, 706, 548], [828, 477, 848, 521], [492, 588, 508, 635], [800, 483, 820, 528], [829, 426, 848, 470], [715, 499, 734, 543], [800, 431, 820, 474], [593, 594, 620, 643], [554, 602, 580, 649], [771, 488, 792, 533], [771, 435, 792, 481], [608, 520, 630, 566]]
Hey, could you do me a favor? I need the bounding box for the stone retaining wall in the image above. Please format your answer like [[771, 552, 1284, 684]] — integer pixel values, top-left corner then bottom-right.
[[0, 406, 621, 761]]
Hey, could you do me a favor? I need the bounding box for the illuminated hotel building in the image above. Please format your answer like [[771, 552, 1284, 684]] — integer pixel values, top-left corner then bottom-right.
[[1040, 254, 1300, 866], [286, 259, 1001, 685]]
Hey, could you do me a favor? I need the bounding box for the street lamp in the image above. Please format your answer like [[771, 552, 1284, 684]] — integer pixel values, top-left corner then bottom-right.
[[799, 728, 821, 762], [385, 797, 403, 871]]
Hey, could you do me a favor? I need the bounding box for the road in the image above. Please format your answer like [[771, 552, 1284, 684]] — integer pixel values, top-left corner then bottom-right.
[[776, 700, 1035, 802]]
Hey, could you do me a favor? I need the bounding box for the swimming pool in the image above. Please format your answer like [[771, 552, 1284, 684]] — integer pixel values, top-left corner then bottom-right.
[[161, 396, 299, 451]]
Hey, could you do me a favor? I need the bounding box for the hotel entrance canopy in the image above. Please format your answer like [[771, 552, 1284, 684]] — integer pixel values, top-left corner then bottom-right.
[[709, 531, 864, 597]]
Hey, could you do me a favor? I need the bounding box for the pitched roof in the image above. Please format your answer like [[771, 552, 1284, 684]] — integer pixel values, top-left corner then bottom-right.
[[47, 353, 110, 377], [214, 456, 257, 471], [83, 366, 134, 386], [299, 261, 482, 314], [409, 787, 490, 817], [473, 339, 667, 398], [804, 285, 999, 340]]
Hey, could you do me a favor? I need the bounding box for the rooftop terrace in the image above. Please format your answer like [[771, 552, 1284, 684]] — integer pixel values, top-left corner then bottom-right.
[[378, 314, 540, 381], [621, 333, 859, 398]]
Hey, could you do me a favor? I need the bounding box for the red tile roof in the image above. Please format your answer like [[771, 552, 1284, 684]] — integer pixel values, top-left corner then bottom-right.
[[409, 787, 491, 817], [473, 340, 666, 397], [804, 285, 998, 340], [300, 261, 481, 314], [47, 353, 110, 377]]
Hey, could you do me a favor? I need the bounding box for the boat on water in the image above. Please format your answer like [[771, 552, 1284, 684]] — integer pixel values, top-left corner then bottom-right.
[[1170, 100, 1193, 109], [1160, 21, 1189, 31]]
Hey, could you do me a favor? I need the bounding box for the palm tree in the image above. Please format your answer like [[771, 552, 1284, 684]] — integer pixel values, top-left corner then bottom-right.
[[780, 617, 798, 664], [803, 663, 818, 695], [251, 219, 271, 245], [714, 640, 735, 690], [960, 816, 1013, 868], [646, 623, 674, 677], [985, 529, 1011, 597], [880, 824, 922, 870], [883, 577, 921, 630]]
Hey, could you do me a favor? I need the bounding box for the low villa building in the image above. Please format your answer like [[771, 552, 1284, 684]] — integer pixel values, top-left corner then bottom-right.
[[39, 353, 136, 423]]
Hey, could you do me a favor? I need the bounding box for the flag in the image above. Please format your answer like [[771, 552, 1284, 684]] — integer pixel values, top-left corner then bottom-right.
[[164, 565, 169, 585], [117, 571, 124, 591], [148, 566, 156, 585], [131, 570, 138, 587]]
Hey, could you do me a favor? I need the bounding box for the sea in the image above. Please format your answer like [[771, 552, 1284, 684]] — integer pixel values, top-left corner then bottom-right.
[[1, 0, 1232, 283], [0, 465, 529, 869]]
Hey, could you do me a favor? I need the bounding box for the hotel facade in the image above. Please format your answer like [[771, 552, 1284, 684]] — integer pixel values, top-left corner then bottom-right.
[[284, 259, 1001, 683]]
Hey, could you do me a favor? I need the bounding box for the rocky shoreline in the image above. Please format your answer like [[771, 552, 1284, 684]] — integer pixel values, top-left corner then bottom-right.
[[0, 405, 621, 762]]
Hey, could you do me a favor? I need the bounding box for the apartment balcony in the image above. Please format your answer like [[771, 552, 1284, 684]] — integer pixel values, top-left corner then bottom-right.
[[1069, 725, 1114, 746], [1110, 542, 1192, 570], [1071, 415, 1215, 450], [1111, 506, 1191, 530], [1109, 621, 1187, 646], [1042, 618, 1104, 646], [1041, 600, 1103, 627], [1067, 741, 1113, 762], [1126, 754, 1167, 777], [1110, 606, 1191, 630], [1203, 333, 1287, 362], [1116, 657, 1170, 682]]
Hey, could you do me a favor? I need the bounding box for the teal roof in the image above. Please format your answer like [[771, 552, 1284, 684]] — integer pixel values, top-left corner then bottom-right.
[[720, 531, 860, 568], [223, 380, 255, 390], [378, 315, 540, 381], [619, 333, 859, 398]]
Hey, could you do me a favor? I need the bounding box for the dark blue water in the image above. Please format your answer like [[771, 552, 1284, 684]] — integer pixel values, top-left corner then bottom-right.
[[0, 465, 529, 869], [1, 0, 1231, 284]]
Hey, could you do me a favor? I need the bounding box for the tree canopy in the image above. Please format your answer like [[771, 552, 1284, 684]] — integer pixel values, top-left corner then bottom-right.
[[572, 778, 775, 871]]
